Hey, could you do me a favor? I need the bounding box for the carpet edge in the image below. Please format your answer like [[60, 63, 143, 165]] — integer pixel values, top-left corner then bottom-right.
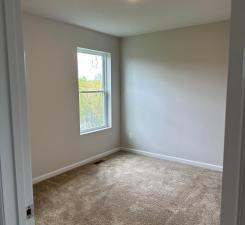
[[32, 147, 120, 184]]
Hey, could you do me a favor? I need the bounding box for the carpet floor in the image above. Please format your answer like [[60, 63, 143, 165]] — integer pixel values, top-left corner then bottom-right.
[[33, 151, 222, 225]]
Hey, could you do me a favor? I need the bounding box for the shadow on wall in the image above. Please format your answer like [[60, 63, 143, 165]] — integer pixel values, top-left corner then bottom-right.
[[120, 21, 230, 167]]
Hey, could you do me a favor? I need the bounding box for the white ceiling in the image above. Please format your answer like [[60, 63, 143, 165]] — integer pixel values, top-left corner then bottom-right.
[[22, 0, 231, 37]]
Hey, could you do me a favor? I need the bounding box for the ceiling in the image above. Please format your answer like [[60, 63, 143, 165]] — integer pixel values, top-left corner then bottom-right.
[[22, 0, 231, 37]]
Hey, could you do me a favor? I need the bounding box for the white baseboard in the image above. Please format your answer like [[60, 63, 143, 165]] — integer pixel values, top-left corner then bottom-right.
[[121, 147, 223, 172], [33, 146, 222, 184], [32, 147, 120, 184]]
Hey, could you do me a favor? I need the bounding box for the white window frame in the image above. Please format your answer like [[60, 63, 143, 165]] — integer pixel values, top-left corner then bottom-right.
[[76, 47, 112, 134]]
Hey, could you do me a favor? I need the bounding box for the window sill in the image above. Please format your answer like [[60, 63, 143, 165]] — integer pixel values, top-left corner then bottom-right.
[[80, 126, 111, 136]]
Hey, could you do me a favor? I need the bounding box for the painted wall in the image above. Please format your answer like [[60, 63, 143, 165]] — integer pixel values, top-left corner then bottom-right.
[[121, 22, 229, 167], [23, 14, 120, 178]]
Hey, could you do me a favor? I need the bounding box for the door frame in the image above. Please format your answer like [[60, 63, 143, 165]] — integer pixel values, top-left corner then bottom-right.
[[0, 0, 34, 224], [220, 0, 245, 224], [0, 0, 245, 224]]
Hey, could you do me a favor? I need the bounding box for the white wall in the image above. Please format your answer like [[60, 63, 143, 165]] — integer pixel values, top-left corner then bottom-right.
[[23, 14, 120, 178], [24, 14, 229, 178], [121, 22, 229, 167]]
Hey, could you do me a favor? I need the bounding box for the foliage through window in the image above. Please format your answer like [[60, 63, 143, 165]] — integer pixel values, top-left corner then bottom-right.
[[77, 48, 111, 133]]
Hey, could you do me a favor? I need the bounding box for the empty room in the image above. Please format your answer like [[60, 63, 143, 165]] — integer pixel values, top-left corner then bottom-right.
[[20, 0, 230, 224]]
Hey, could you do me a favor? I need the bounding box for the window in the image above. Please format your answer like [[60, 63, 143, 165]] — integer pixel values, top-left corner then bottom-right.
[[76, 48, 111, 134]]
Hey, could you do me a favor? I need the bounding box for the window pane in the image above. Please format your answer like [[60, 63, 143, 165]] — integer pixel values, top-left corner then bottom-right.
[[77, 52, 103, 91], [79, 92, 105, 131]]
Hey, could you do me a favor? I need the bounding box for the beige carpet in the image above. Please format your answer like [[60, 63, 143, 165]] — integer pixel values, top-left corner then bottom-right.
[[33, 151, 222, 225]]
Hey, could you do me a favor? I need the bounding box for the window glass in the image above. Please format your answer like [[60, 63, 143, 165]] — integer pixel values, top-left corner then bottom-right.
[[77, 48, 111, 133]]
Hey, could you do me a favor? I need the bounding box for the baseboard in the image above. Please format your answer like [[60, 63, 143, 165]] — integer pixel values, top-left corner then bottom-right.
[[33, 146, 222, 184], [121, 147, 223, 172], [32, 147, 120, 184]]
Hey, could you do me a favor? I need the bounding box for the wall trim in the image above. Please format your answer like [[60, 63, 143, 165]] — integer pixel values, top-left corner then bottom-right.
[[33, 146, 223, 184], [121, 147, 223, 172], [32, 147, 120, 184]]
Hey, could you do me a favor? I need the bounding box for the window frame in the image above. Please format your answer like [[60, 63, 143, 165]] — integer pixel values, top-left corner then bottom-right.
[[76, 47, 112, 135]]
